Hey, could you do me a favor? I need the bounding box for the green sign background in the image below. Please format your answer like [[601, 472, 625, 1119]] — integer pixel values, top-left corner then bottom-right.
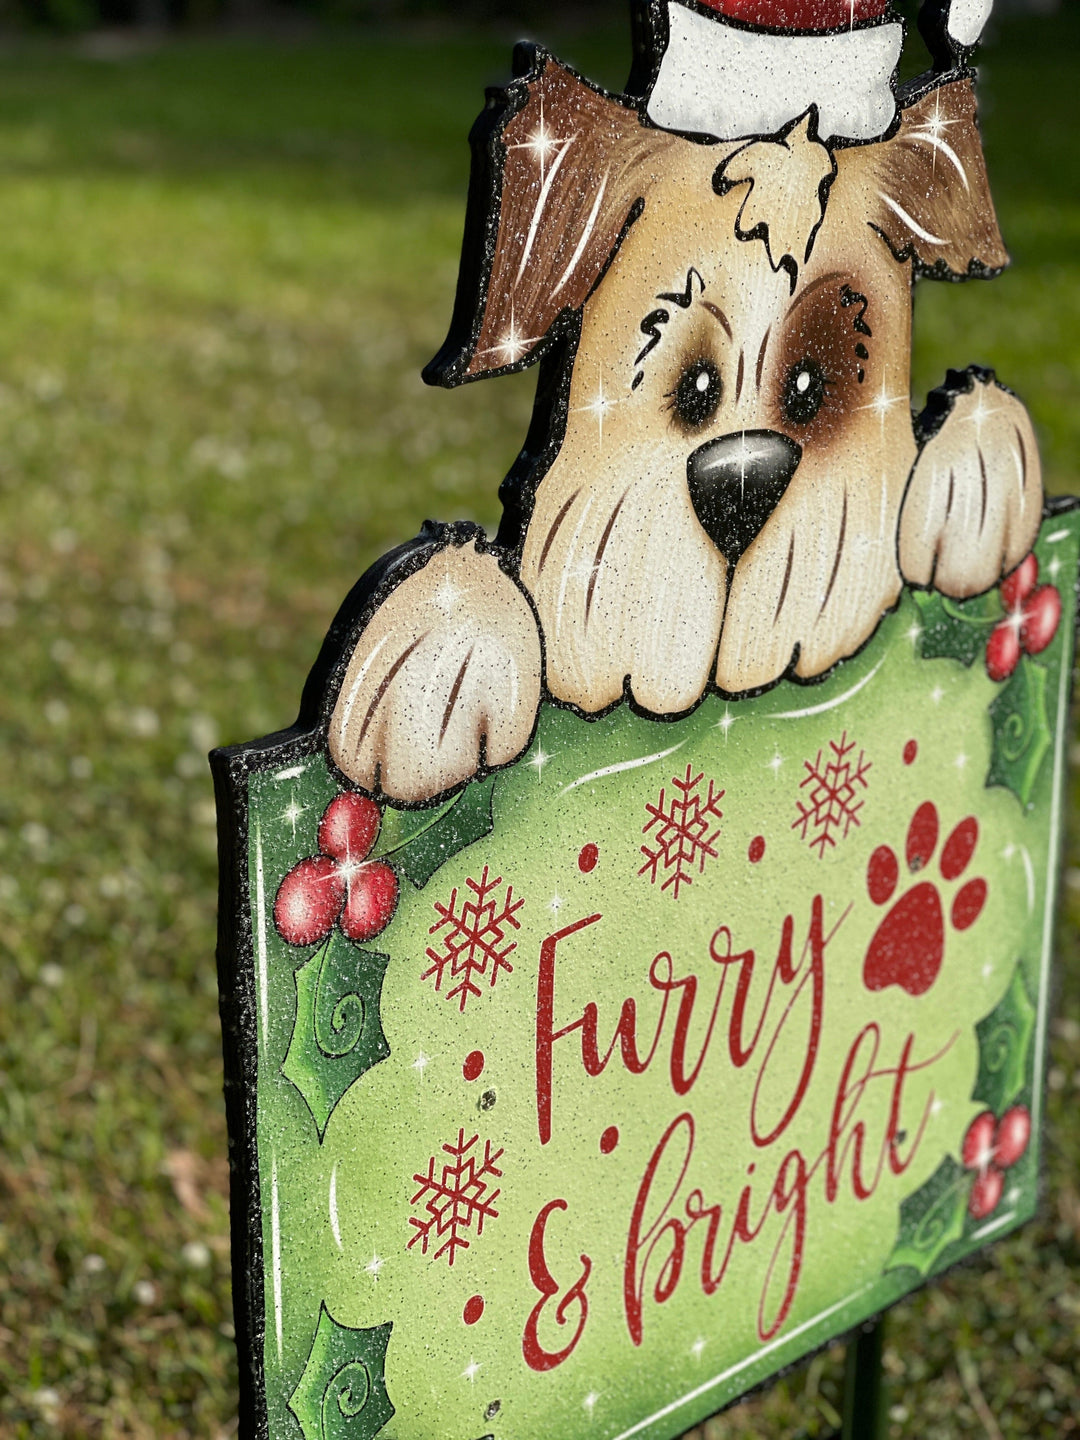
[[231, 513, 1078, 1440]]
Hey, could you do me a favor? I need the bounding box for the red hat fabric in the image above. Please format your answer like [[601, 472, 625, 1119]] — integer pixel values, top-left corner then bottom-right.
[[695, 0, 890, 27]]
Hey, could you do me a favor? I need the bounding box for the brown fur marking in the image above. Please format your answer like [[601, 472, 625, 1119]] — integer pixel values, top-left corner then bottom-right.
[[440, 645, 475, 743], [586, 491, 629, 625], [538, 488, 581, 574], [820, 490, 848, 615], [357, 633, 427, 749]]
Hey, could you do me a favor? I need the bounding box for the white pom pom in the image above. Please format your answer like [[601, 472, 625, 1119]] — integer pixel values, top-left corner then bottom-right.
[[947, 0, 994, 47]]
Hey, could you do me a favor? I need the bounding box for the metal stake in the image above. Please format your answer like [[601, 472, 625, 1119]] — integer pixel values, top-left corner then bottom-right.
[[841, 1315, 886, 1440]]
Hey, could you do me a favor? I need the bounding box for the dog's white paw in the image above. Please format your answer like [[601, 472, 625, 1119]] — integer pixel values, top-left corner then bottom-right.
[[899, 370, 1042, 597], [328, 539, 542, 804]]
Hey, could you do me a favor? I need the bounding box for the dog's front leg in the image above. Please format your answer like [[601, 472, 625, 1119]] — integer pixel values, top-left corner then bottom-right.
[[328, 531, 542, 805], [898, 367, 1043, 597]]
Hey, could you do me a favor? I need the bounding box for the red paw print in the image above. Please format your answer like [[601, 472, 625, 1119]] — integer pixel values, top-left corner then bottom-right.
[[962, 1105, 1031, 1219], [986, 553, 1062, 682], [862, 801, 987, 997]]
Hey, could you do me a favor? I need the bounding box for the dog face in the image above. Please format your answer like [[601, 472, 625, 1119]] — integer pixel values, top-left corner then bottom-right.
[[431, 59, 1006, 714], [520, 131, 920, 710]]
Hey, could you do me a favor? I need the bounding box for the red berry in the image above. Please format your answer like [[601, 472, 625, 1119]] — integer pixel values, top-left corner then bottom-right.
[[1020, 585, 1061, 656], [968, 1164, 1004, 1220], [994, 1105, 1031, 1169], [961, 1110, 997, 1172], [985, 621, 1020, 682], [1000, 552, 1038, 611], [274, 856, 345, 946], [340, 861, 399, 942], [318, 792, 381, 864]]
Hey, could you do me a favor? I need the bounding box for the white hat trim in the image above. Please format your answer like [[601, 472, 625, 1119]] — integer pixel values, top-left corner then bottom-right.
[[646, 3, 904, 143]]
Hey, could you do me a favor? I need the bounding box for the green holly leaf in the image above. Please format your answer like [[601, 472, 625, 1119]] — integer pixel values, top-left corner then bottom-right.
[[913, 590, 999, 668], [288, 1305, 394, 1440], [973, 963, 1036, 1115], [374, 775, 495, 889], [986, 658, 1052, 807], [282, 932, 390, 1139], [886, 1154, 969, 1278]]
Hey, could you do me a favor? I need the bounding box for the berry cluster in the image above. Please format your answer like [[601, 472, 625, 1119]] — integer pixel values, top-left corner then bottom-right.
[[961, 1104, 1031, 1220], [274, 793, 399, 947], [986, 554, 1062, 682]]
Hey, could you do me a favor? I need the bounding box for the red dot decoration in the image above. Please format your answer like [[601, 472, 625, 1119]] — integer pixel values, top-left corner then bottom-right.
[[748, 836, 766, 864], [578, 843, 599, 873], [600, 1125, 619, 1154], [903, 739, 918, 766], [463, 1295, 485, 1325], [463, 1050, 485, 1082]]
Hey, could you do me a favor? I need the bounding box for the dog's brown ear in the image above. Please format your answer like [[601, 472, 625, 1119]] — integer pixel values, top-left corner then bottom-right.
[[840, 76, 1007, 277], [425, 51, 676, 386]]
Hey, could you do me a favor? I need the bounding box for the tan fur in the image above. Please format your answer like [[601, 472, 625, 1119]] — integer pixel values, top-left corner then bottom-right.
[[898, 376, 1042, 595], [716, 112, 836, 281], [328, 541, 541, 802]]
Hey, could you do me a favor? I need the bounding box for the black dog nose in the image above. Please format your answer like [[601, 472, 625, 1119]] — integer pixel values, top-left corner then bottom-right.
[[686, 430, 802, 563]]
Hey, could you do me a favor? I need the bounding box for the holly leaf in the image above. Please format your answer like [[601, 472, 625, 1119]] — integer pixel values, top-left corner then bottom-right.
[[973, 963, 1036, 1115], [986, 658, 1052, 807], [374, 775, 495, 889], [288, 1305, 394, 1440], [886, 1154, 969, 1278], [282, 931, 390, 1140], [913, 590, 999, 669]]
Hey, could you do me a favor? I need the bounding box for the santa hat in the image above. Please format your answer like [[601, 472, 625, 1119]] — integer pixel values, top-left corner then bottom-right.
[[644, 0, 994, 145]]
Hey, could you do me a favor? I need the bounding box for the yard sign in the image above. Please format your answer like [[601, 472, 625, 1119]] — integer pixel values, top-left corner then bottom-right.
[[213, 2, 1078, 1437]]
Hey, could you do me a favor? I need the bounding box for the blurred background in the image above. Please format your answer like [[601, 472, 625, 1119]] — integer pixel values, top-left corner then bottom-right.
[[0, 0, 1076, 1435]]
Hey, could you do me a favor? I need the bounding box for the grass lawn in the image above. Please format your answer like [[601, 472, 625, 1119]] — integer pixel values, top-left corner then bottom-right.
[[0, 9, 1078, 1437]]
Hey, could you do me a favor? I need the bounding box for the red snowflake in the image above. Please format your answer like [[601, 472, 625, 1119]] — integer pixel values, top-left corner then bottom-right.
[[793, 731, 871, 858], [639, 763, 724, 900], [422, 866, 524, 1012], [408, 1129, 503, 1266]]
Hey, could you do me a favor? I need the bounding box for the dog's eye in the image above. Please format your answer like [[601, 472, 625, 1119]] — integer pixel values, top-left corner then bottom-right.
[[781, 359, 826, 426], [672, 359, 722, 429]]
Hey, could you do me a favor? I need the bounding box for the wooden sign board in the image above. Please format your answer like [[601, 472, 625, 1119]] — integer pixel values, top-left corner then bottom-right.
[[213, 3, 1077, 1437]]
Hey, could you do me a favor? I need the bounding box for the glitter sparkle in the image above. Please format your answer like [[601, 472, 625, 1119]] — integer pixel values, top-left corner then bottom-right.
[[573, 378, 620, 449], [715, 705, 736, 739], [529, 745, 551, 781], [281, 797, 307, 838], [861, 380, 906, 429]]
